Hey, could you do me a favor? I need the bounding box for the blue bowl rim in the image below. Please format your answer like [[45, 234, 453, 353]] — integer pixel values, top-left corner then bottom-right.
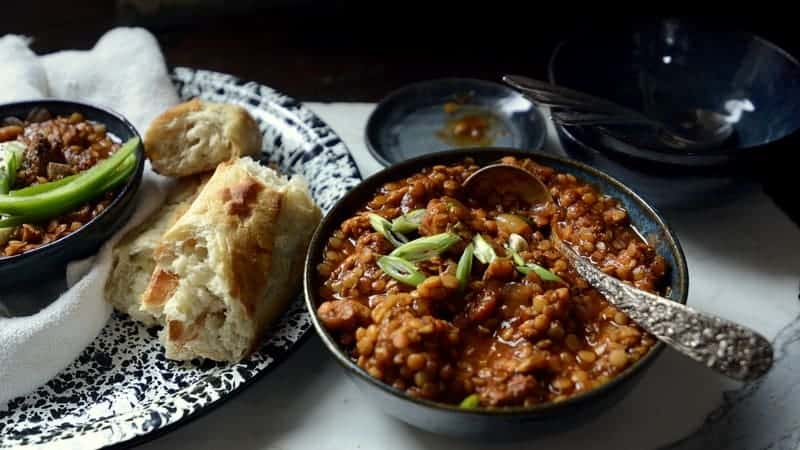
[[364, 77, 547, 167], [546, 27, 800, 158], [304, 146, 689, 418], [552, 118, 759, 177], [0, 99, 145, 263]]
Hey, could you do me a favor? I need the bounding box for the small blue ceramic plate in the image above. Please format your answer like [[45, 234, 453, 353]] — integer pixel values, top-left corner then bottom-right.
[[366, 78, 547, 166]]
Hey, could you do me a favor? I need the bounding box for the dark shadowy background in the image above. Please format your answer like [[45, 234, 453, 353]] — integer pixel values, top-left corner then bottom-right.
[[6, 3, 799, 102], [2, 3, 798, 221]]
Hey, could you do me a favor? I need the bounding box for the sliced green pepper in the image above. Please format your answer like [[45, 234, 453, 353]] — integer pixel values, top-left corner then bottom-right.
[[0, 215, 33, 228], [9, 152, 135, 198], [9, 174, 78, 197], [376, 255, 426, 287], [389, 232, 460, 262], [94, 153, 137, 193], [0, 156, 135, 228], [0, 137, 138, 218]]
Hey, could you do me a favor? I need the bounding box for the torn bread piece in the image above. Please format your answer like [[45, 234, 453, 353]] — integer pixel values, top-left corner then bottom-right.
[[141, 156, 321, 362], [144, 98, 262, 177], [105, 175, 209, 325]]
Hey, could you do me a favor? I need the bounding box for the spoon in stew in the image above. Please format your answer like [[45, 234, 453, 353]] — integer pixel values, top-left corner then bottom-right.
[[463, 163, 774, 382]]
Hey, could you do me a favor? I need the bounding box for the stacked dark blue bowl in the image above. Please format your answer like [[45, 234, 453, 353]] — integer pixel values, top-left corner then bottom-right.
[[547, 19, 800, 209]]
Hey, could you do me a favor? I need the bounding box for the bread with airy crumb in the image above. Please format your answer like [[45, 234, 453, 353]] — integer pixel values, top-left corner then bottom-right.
[[105, 175, 208, 325], [140, 156, 321, 362], [144, 98, 262, 177]]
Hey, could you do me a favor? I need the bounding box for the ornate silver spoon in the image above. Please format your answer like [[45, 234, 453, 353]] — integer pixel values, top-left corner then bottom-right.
[[464, 163, 773, 382]]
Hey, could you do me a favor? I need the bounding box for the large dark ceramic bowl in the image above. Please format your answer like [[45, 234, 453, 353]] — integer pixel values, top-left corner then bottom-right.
[[304, 148, 689, 439], [0, 100, 145, 287], [546, 20, 800, 209]]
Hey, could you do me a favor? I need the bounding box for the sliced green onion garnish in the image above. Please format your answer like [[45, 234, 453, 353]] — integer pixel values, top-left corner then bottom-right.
[[459, 394, 480, 409], [507, 233, 527, 253], [389, 232, 460, 262], [505, 233, 561, 282], [517, 263, 565, 283], [368, 213, 407, 247], [0, 142, 25, 156], [391, 209, 426, 234], [0, 143, 25, 242], [0, 142, 25, 195], [472, 233, 496, 264], [376, 255, 426, 287], [506, 246, 526, 266], [505, 234, 528, 266], [456, 242, 474, 291]]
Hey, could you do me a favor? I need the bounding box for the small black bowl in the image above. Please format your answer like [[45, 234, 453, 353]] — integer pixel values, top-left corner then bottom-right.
[[545, 20, 800, 209], [0, 100, 145, 287], [365, 78, 547, 167], [548, 20, 800, 167], [554, 124, 758, 210], [304, 148, 688, 439]]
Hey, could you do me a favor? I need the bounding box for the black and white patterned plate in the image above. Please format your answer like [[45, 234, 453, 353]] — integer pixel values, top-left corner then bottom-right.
[[0, 67, 362, 449]]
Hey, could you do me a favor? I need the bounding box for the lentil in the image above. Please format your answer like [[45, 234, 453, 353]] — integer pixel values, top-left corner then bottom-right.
[[317, 157, 667, 407], [0, 109, 121, 256]]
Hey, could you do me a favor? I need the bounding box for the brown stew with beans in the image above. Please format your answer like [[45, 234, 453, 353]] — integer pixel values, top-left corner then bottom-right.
[[316, 156, 667, 408], [0, 109, 120, 257]]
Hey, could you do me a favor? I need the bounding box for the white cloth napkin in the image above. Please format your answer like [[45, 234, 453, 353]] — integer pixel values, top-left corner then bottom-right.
[[0, 28, 179, 407]]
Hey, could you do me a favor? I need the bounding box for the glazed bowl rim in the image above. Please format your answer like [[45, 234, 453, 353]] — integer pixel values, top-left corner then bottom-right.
[[304, 147, 689, 417], [0, 99, 145, 264], [546, 26, 800, 157]]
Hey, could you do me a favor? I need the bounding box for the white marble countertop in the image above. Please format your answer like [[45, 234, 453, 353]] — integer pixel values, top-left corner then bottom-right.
[[139, 103, 800, 450]]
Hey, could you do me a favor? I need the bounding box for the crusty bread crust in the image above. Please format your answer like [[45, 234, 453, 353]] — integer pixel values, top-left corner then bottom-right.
[[105, 175, 209, 325], [141, 157, 321, 362], [144, 98, 262, 177]]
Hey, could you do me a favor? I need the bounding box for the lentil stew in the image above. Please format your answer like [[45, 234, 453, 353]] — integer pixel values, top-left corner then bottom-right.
[[0, 108, 121, 257], [315, 155, 669, 409]]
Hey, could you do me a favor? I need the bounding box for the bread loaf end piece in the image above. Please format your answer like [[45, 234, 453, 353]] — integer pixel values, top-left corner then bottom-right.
[[144, 99, 262, 177], [105, 175, 208, 325], [144, 157, 320, 362]]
